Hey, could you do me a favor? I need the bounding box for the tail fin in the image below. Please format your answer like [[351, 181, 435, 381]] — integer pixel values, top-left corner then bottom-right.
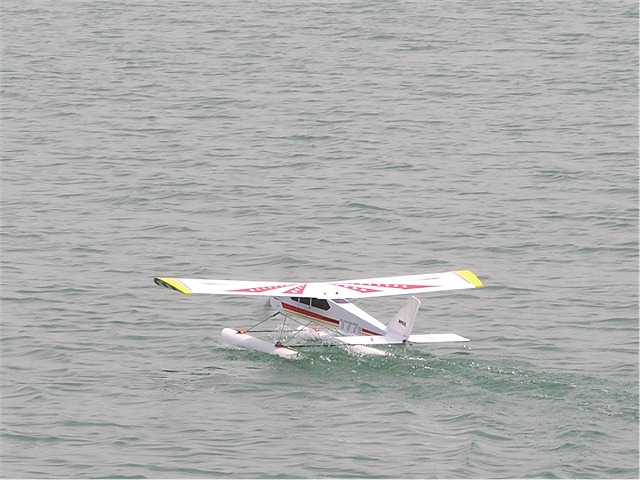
[[385, 296, 421, 341]]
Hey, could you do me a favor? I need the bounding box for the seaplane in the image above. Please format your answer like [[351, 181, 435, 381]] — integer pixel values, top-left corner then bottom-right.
[[153, 269, 483, 359]]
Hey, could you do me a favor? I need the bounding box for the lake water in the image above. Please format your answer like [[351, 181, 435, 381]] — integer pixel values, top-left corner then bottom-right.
[[2, 1, 638, 478]]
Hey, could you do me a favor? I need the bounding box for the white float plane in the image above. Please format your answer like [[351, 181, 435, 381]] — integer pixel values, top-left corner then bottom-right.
[[154, 270, 483, 359]]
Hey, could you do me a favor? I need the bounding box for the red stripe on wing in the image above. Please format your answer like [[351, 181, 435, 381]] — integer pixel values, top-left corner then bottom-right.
[[334, 282, 436, 292], [228, 284, 298, 294]]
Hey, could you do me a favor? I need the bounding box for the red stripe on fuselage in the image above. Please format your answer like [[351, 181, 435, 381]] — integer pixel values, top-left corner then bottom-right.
[[282, 302, 338, 326], [281, 302, 379, 336]]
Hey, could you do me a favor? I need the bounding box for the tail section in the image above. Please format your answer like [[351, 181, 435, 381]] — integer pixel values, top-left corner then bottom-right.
[[337, 295, 469, 345], [385, 296, 420, 341]]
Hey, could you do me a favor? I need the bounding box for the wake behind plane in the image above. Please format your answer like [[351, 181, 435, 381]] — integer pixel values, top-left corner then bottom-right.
[[153, 270, 483, 359]]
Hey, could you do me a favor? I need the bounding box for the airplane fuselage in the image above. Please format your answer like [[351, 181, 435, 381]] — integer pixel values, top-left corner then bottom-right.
[[270, 296, 387, 336]]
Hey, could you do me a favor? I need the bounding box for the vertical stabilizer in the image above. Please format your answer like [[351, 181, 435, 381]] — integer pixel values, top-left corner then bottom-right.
[[386, 296, 421, 340]]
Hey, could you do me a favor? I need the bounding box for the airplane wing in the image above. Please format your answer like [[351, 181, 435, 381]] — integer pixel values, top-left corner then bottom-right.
[[153, 277, 308, 296], [327, 270, 483, 298], [154, 270, 482, 299]]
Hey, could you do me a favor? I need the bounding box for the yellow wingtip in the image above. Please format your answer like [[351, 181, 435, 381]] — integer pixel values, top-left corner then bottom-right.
[[154, 277, 192, 295], [454, 270, 484, 288]]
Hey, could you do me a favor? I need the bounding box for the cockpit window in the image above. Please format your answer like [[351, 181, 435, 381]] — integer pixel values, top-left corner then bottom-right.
[[311, 298, 330, 310], [289, 297, 330, 311]]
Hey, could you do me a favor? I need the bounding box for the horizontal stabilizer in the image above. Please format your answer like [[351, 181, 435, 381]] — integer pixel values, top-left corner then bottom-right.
[[337, 334, 404, 345], [408, 333, 469, 343], [338, 333, 469, 345]]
